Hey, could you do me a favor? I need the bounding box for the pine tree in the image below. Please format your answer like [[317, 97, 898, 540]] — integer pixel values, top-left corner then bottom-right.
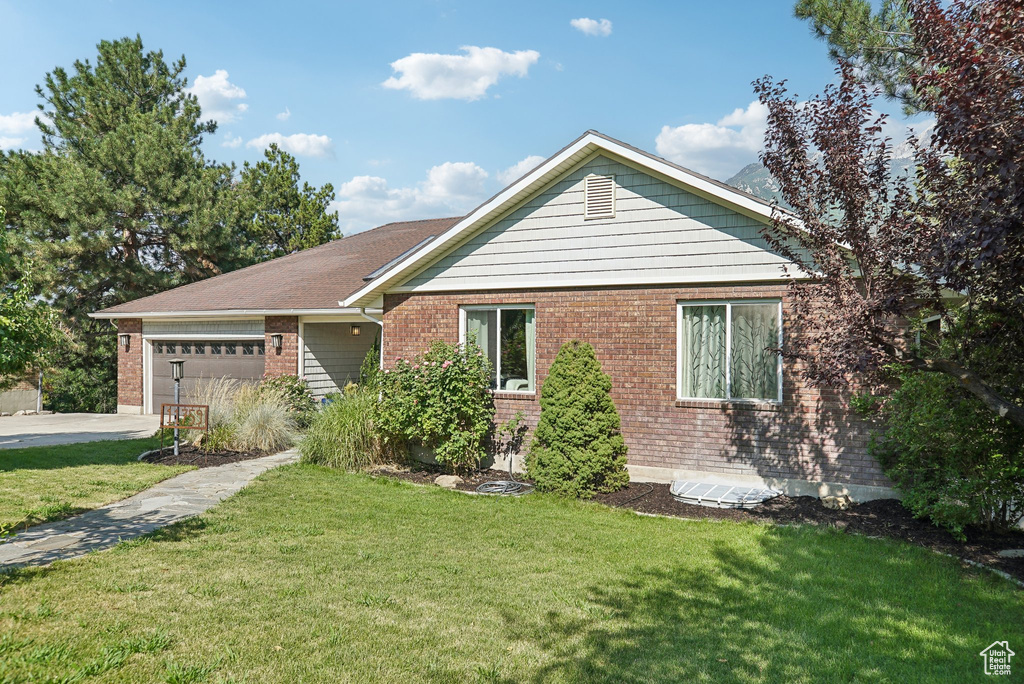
[[0, 35, 237, 322], [795, 0, 923, 113], [527, 340, 629, 497], [230, 143, 341, 266]]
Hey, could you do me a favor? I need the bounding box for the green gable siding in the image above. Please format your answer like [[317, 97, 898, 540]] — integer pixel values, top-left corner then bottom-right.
[[399, 155, 793, 291]]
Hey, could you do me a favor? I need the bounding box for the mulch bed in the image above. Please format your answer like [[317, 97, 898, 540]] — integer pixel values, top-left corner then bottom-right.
[[140, 444, 269, 468], [371, 464, 1024, 584]]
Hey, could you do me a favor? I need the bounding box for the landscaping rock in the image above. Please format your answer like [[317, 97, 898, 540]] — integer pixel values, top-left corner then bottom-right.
[[821, 494, 854, 511], [997, 549, 1024, 558], [434, 475, 464, 489]]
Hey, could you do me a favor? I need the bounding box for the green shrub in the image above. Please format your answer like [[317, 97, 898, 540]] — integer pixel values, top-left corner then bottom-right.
[[527, 340, 628, 497], [300, 385, 400, 470], [360, 334, 381, 388], [259, 374, 317, 427], [873, 369, 1024, 539], [376, 339, 494, 472]]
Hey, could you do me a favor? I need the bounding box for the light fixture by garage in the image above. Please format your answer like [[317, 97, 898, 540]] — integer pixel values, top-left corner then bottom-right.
[[118, 333, 131, 349], [351, 324, 362, 337], [270, 333, 283, 350]]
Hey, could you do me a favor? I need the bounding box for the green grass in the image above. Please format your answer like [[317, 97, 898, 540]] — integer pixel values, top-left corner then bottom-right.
[[1, 466, 1021, 683], [0, 438, 191, 530]]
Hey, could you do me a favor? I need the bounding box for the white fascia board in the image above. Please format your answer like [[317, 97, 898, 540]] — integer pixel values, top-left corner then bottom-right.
[[342, 131, 798, 308], [90, 308, 367, 320], [342, 135, 600, 307], [390, 268, 809, 294]]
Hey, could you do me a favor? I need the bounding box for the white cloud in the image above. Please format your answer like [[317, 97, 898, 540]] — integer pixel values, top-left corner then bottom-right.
[[246, 132, 334, 158], [498, 155, 545, 185], [655, 101, 769, 179], [330, 161, 489, 233], [382, 46, 540, 101], [0, 111, 38, 149], [188, 70, 248, 123], [221, 135, 243, 149], [276, 107, 291, 121], [571, 17, 613, 37]]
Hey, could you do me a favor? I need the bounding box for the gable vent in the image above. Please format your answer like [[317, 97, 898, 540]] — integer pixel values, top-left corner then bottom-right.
[[583, 174, 615, 219]]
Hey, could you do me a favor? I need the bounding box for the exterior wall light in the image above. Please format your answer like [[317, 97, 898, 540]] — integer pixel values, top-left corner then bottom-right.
[[351, 325, 362, 337], [118, 333, 131, 349], [270, 333, 283, 350], [169, 358, 185, 381]]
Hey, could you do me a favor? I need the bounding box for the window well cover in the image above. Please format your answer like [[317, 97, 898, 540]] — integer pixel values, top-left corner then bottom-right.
[[670, 481, 781, 509]]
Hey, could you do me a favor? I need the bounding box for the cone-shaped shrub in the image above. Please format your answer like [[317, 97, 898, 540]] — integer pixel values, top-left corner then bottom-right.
[[527, 340, 629, 497]]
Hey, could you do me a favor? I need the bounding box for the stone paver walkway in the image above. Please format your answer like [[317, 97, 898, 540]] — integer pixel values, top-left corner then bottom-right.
[[0, 450, 298, 570]]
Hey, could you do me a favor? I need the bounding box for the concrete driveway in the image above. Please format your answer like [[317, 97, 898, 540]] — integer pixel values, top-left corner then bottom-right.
[[0, 413, 160, 449]]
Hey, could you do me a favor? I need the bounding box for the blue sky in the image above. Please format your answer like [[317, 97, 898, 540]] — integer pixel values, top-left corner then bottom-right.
[[0, 0, 924, 233]]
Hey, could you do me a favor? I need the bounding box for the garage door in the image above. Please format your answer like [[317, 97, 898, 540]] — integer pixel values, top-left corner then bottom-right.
[[151, 340, 265, 410]]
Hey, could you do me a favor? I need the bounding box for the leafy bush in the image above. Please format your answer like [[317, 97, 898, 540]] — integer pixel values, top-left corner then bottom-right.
[[527, 340, 629, 497], [872, 369, 1024, 538], [258, 374, 317, 427], [376, 340, 494, 472], [360, 334, 381, 388], [300, 385, 399, 470]]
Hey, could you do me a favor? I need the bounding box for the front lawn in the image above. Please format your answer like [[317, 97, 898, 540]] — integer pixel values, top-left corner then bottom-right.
[[1, 465, 1021, 682], [0, 438, 191, 529]]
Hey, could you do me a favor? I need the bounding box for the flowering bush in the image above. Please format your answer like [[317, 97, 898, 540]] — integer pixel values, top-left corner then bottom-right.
[[376, 340, 494, 472]]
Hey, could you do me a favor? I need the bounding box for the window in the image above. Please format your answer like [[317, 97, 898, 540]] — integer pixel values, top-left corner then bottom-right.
[[211, 343, 222, 355], [257, 342, 265, 356], [677, 301, 782, 402], [181, 343, 192, 354], [461, 305, 536, 393], [194, 343, 205, 355], [225, 343, 237, 355], [154, 342, 164, 354], [242, 343, 254, 356], [165, 343, 176, 354]]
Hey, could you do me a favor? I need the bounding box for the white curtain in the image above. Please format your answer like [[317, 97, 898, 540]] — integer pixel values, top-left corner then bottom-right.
[[466, 310, 497, 388], [680, 305, 727, 399], [731, 304, 779, 400], [524, 309, 535, 392]]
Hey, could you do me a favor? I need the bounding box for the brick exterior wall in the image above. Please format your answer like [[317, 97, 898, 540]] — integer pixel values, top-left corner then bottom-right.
[[264, 316, 300, 377], [116, 318, 144, 409], [383, 284, 890, 489]]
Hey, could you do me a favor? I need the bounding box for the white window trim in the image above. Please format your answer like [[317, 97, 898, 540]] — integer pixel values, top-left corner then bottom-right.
[[458, 304, 536, 395], [915, 314, 942, 349], [675, 299, 783, 404]]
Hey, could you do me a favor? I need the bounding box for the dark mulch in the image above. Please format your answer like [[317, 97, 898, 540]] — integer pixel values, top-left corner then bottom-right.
[[371, 464, 1024, 584], [141, 444, 269, 468]]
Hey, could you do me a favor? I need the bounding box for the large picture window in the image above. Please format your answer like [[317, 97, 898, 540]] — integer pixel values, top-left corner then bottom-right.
[[461, 305, 536, 393], [677, 301, 782, 402]]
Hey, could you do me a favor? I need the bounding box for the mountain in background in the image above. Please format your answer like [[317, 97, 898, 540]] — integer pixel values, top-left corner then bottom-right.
[[724, 121, 934, 205]]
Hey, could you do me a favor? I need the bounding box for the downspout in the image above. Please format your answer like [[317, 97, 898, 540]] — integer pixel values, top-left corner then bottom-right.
[[359, 308, 384, 370]]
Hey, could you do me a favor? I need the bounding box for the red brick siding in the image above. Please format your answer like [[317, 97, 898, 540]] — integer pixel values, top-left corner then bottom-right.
[[383, 285, 889, 488], [116, 319, 144, 408], [264, 316, 299, 377]]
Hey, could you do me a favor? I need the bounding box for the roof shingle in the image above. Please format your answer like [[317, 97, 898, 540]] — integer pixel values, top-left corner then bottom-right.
[[94, 217, 461, 316]]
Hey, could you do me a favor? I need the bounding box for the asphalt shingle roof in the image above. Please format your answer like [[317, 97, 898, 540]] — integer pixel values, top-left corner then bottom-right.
[[95, 217, 461, 315]]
